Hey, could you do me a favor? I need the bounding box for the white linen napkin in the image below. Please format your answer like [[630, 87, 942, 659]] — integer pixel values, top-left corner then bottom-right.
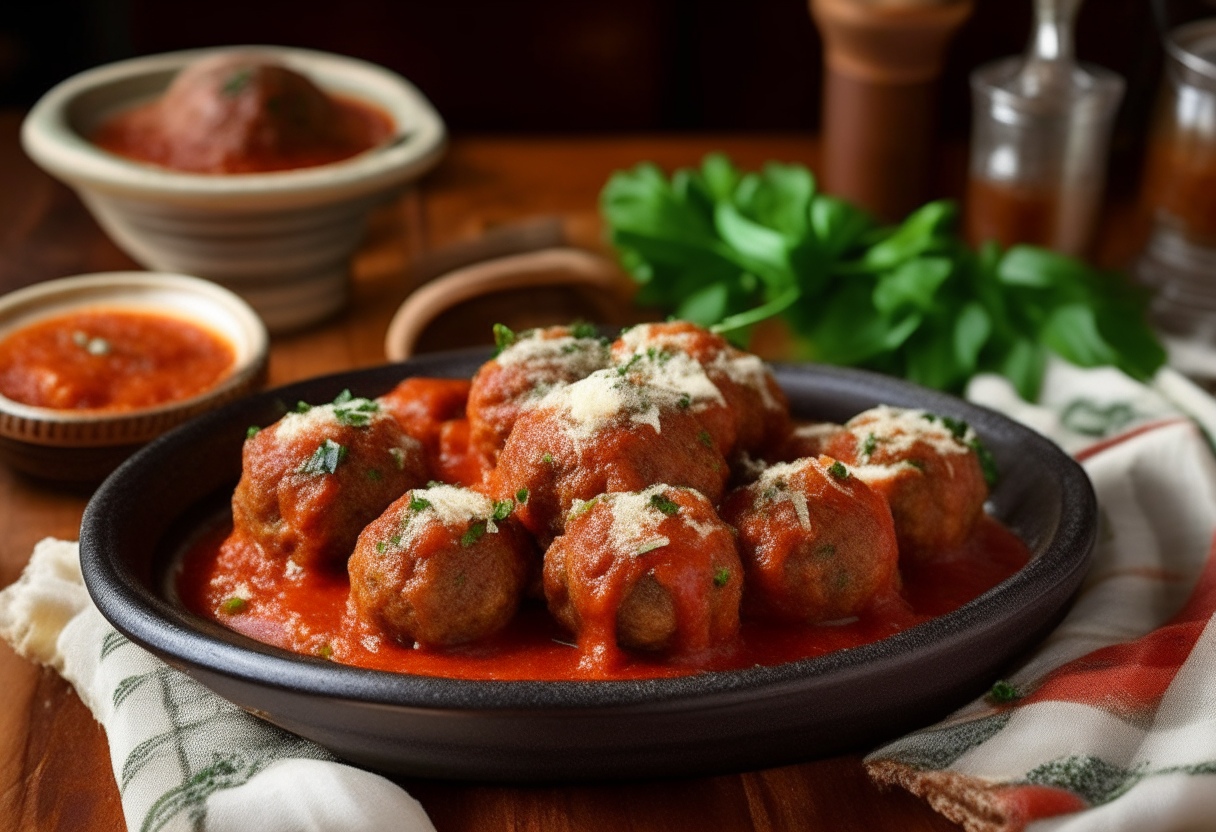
[[866, 361, 1216, 832], [0, 539, 435, 832]]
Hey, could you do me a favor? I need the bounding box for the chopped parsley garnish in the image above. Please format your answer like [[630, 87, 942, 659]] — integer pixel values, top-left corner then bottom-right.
[[493, 323, 516, 355], [221, 68, 252, 96], [390, 533, 401, 546], [571, 497, 599, 518], [389, 447, 406, 470], [376, 541, 387, 553], [516, 487, 529, 504], [988, 680, 1020, 704], [816, 543, 836, 558], [907, 459, 925, 471], [409, 495, 432, 512], [295, 401, 312, 413], [542, 452, 554, 465], [649, 493, 679, 516], [427, 480, 445, 488], [970, 438, 999, 486], [492, 499, 514, 521], [827, 460, 849, 479], [862, 433, 877, 457], [617, 353, 643, 375], [366, 468, 382, 482], [713, 567, 731, 588], [697, 430, 714, 448], [246, 425, 260, 439], [570, 322, 598, 340], [941, 415, 969, 440], [461, 521, 487, 547], [637, 539, 667, 554], [332, 389, 379, 427], [298, 439, 346, 475], [220, 597, 247, 614], [677, 394, 691, 409], [317, 643, 334, 660]]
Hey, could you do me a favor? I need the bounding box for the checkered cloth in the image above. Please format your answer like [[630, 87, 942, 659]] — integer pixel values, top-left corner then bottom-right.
[[867, 360, 1216, 832]]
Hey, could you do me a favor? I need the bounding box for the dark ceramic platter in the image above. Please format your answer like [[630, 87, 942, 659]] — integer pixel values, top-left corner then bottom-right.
[[80, 349, 1097, 782]]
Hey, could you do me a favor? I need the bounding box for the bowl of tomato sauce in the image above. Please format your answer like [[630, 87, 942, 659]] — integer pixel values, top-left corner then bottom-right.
[[20, 46, 447, 333], [0, 272, 268, 484]]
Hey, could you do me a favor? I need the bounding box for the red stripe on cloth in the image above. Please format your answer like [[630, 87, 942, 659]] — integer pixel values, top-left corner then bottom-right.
[[1073, 418, 1190, 462], [993, 784, 1089, 827], [1015, 531, 1216, 717]]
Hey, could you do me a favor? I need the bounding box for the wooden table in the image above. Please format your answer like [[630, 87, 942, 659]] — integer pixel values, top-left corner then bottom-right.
[[0, 110, 1009, 832]]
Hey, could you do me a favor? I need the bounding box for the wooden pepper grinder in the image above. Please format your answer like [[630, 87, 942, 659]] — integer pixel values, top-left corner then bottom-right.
[[810, 0, 973, 221]]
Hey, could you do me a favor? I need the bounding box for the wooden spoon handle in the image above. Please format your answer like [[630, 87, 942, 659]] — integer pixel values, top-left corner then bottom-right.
[[384, 247, 628, 361]]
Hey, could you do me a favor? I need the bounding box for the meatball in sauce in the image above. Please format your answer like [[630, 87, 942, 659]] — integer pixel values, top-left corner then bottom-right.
[[545, 485, 743, 669], [231, 392, 428, 571], [821, 406, 990, 562], [93, 54, 393, 174], [349, 485, 534, 648], [721, 456, 900, 623], [467, 325, 611, 466], [493, 368, 729, 546], [611, 322, 792, 460]]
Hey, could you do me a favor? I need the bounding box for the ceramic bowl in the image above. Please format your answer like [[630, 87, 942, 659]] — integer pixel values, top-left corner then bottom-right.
[[21, 46, 447, 333], [0, 272, 268, 484], [79, 353, 1097, 780]]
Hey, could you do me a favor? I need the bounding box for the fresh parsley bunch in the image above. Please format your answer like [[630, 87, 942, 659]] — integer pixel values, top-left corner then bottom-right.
[[601, 154, 1165, 400]]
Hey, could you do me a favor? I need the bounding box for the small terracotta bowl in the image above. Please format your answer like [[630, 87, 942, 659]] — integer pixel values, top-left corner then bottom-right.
[[21, 46, 447, 333], [0, 272, 268, 485]]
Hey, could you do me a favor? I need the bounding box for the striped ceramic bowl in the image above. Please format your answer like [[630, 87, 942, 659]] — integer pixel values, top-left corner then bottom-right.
[[0, 272, 268, 484]]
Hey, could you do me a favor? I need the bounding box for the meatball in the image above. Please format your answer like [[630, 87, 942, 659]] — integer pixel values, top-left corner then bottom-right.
[[492, 369, 729, 546], [720, 456, 900, 622], [467, 325, 611, 465], [611, 322, 791, 458], [232, 391, 428, 570], [821, 406, 990, 561], [127, 55, 385, 173], [349, 485, 534, 648], [545, 485, 742, 665]]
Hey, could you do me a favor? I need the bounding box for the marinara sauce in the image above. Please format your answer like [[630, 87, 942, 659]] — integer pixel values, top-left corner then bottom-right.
[[178, 393, 1031, 683], [0, 309, 235, 411]]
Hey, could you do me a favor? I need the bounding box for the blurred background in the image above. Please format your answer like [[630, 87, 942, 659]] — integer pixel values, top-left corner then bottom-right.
[[0, 0, 1161, 195]]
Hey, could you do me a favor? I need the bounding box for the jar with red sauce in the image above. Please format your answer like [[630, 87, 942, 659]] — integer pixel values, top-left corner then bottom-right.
[[1138, 17, 1216, 352]]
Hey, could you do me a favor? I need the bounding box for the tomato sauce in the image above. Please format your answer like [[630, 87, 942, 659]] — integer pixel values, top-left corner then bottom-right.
[[0, 309, 235, 411], [93, 95, 393, 174], [179, 502, 1029, 682]]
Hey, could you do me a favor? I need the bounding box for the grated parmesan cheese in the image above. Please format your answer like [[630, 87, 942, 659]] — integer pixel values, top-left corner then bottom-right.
[[584, 484, 717, 557], [385, 485, 499, 553], [709, 350, 780, 411], [495, 332, 610, 378], [846, 405, 974, 460], [614, 347, 725, 412], [753, 461, 818, 528], [540, 369, 682, 448], [272, 405, 340, 443]]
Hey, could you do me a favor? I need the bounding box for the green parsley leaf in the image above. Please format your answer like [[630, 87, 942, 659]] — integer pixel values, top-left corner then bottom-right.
[[713, 567, 731, 587], [570, 322, 598, 340], [862, 433, 876, 457], [389, 448, 406, 470], [492, 499, 513, 521], [827, 460, 849, 479], [409, 495, 431, 512], [649, 493, 680, 516], [516, 487, 529, 504], [295, 401, 312, 413], [366, 469, 382, 482], [493, 323, 516, 355], [677, 394, 691, 409], [542, 452, 554, 465], [220, 597, 247, 614], [461, 521, 487, 547], [970, 438, 999, 487], [637, 539, 667, 555], [317, 643, 333, 660], [246, 425, 260, 439], [697, 430, 713, 448], [988, 680, 1020, 704], [298, 439, 346, 475]]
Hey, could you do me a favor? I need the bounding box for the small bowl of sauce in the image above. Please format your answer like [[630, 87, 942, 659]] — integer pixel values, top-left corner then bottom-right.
[[0, 272, 268, 484]]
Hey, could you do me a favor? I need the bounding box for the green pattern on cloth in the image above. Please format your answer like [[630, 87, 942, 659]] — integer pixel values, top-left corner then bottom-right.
[[1024, 755, 1216, 808]]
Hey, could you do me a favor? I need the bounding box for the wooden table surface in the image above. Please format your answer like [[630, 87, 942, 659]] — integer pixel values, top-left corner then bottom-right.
[[3, 110, 1144, 832]]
